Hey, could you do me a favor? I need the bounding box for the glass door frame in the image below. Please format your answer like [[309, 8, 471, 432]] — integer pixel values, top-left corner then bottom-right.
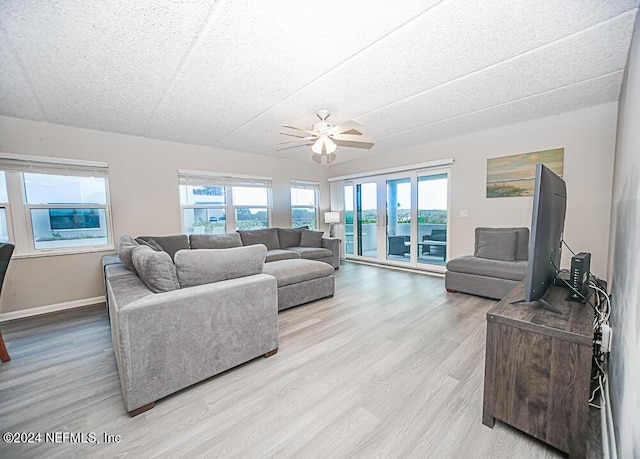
[[345, 166, 451, 273]]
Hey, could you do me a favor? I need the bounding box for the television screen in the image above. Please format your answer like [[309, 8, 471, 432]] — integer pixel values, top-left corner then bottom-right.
[[522, 163, 567, 313], [49, 209, 101, 230]]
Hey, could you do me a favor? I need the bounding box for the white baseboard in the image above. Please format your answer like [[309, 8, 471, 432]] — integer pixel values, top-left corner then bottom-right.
[[0, 296, 105, 322]]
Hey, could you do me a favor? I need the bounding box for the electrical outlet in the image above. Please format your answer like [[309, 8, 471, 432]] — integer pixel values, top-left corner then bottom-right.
[[459, 210, 468, 217], [600, 324, 612, 353]]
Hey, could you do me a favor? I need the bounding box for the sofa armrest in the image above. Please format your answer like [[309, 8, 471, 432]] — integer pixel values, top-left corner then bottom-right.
[[321, 237, 340, 269], [114, 273, 278, 411]]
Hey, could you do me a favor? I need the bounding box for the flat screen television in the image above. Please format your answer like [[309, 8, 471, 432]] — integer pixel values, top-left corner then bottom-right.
[[517, 163, 567, 313]]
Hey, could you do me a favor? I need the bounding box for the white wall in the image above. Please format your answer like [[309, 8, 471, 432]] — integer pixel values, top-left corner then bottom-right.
[[608, 13, 640, 458], [329, 103, 618, 277], [0, 116, 330, 313]]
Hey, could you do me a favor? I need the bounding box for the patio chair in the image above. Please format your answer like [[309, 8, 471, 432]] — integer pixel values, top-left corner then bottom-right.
[[388, 235, 410, 257], [421, 229, 447, 256]]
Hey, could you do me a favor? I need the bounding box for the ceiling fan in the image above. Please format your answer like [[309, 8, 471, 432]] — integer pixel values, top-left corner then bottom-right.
[[278, 109, 374, 164]]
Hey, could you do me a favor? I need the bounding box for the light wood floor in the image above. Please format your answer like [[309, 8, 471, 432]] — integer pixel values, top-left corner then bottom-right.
[[0, 262, 598, 458]]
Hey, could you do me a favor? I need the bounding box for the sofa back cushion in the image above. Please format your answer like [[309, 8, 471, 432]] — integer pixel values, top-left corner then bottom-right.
[[300, 229, 323, 248], [137, 235, 190, 260], [174, 245, 267, 288], [476, 226, 529, 261], [131, 246, 180, 293], [135, 237, 164, 251], [190, 233, 242, 249], [237, 228, 280, 250], [475, 227, 530, 261], [118, 235, 140, 273], [476, 230, 517, 262], [277, 227, 303, 248]]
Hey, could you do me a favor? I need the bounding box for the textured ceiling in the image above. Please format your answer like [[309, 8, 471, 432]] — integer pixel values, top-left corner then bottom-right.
[[0, 1, 638, 165]]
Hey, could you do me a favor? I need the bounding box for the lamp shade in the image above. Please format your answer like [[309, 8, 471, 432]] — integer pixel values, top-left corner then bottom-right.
[[312, 135, 337, 155], [324, 211, 340, 224]]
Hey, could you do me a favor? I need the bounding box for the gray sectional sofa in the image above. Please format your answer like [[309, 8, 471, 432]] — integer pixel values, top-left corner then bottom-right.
[[237, 227, 340, 268], [103, 244, 279, 416], [445, 227, 529, 300], [103, 227, 338, 416], [137, 227, 340, 269]]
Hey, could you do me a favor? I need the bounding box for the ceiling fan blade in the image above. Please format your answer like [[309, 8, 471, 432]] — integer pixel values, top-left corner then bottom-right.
[[280, 131, 312, 139], [276, 137, 314, 151], [277, 136, 316, 145], [330, 120, 363, 135], [282, 125, 317, 135], [277, 142, 313, 151], [332, 133, 375, 149], [333, 140, 375, 149]]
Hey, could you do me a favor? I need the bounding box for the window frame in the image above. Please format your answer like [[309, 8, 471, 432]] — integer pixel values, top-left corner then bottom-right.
[[290, 180, 320, 230], [0, 155, 114, 257], [178, 171, 273, 234], [0, 171, 11, 244]]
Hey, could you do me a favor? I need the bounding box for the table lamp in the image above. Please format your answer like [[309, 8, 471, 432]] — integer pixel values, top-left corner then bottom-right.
[[324, 211, 340, 237]]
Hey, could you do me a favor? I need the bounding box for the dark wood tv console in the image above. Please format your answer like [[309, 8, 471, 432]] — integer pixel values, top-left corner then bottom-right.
[[482, 282, 594, 458]]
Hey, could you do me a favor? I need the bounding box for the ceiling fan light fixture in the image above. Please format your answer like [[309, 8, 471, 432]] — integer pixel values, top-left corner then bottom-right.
[[311, 134, 337, 154], [279, 110, 374, 164]]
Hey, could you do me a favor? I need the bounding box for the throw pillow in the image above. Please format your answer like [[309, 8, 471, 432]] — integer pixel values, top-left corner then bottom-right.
[[131, 245, 180, 293], [300, 229, 323, 248], [237, 228, 280, 250], [136, 235, 190, 261], [476, 230, 517, 262], [277, 227, 303, 248], [189, 233, 242, 249], [135, 238, 164, 251], [174, 245, 267, 288], [117, 235, 140, 273]]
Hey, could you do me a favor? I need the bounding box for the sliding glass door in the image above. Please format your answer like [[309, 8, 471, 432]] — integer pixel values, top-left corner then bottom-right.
[[417, 172, 449, 267], [356, 182, 377, 258], [345, 168, 449, 271], [386, 177, 411, 263]]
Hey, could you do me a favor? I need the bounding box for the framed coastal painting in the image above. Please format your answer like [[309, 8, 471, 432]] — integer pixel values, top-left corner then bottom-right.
[[486, 148, 564, 198]]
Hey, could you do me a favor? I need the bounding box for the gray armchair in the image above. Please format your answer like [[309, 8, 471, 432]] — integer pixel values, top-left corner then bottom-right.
[[445, 227, 529, 300]]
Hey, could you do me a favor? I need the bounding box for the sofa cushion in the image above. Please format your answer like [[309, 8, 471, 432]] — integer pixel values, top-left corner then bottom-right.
[[131, 246, 180, 293], [285, 247, 333, 260], [277, 227, 303, 248], [174, 245, 267, 288], [476, 230, 517, 261], [105, 265, 154, 307], [300, 229, 323, 248], [189, 233, 242, 249], [475, 227, 530, 261], [237, 228, 280, 250], [118, 235, 140, 273], [135, 238, 163, 251], [265, 249, 301, 262], [137, 235, 190, 261], [446, 256, 528, 282], [262, 259, 334, 288]]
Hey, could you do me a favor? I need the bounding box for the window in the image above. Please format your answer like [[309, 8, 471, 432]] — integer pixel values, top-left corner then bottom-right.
[[233, 186, 269, 230], [179, 171, 272, 233], [0, 172, 10, 243], [0, 155, 112, 254], [291, 180, 319, 229], [180, 182, 227, 235]]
